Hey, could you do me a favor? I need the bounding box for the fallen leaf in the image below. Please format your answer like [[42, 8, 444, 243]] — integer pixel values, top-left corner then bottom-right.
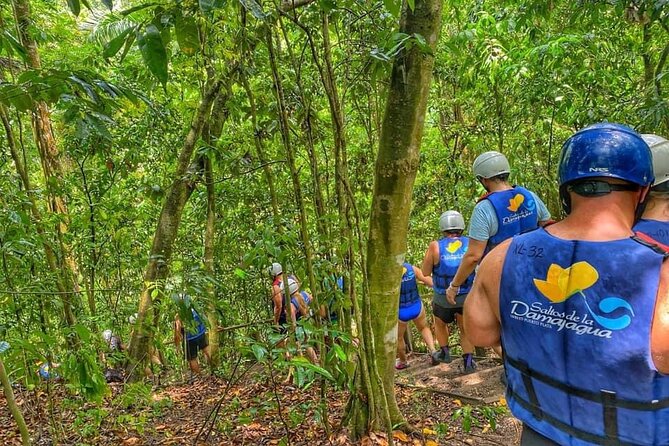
[[453, 399, 462, 407], [122, 438, 140, 446], [425, 441, 439, 446], [393, 430, 409, 442], [422, 427, 436, 436]]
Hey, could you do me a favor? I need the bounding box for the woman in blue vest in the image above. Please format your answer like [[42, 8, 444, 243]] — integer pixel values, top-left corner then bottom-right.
[[421, 211, 477, 373], [395, 263, 437, 370], [174, 294, 211, 374], [286, 279, 319, 364], [465, 123, 669, 446], [634, 133, 669, 245]]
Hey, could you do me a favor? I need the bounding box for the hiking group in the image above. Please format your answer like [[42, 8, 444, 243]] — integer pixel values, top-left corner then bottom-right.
[[267, 122, 669, 446]]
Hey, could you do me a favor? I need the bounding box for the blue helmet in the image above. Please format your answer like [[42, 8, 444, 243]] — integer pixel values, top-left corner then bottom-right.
[[558, 123, 653, 213], [559, 123, 653, 187]]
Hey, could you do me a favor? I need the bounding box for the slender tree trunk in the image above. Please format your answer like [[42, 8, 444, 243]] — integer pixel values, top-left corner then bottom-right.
[[127, 81, 221, 377], [0, 357, 30, 445], [11, 0, 79, 329], [202, 91, 230, 367], [266, 28, 321, 316], [240, 70, 280, 218], [277, 16, 328, 240], [344, 0, 443, 438]]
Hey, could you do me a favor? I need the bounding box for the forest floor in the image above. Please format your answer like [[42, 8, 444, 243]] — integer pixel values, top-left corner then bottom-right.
[[1, 353, 520, 445]]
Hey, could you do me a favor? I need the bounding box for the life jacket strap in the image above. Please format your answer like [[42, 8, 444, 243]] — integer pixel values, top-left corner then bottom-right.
[[506, 355, 669, 411], [632, 231, 669, 258]]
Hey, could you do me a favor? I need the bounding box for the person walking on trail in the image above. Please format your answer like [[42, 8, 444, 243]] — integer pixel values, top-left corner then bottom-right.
[[634, 133, 669, 245], [174, 296, 211, 374], [395, 262, 437, 370], [464, 123, 669, 446], [268, 263, 305, 333], [286, 278, 319, 364], [445, 151, 551, 308], [102, 329, 125, 382], [421, 211, 477, 372]]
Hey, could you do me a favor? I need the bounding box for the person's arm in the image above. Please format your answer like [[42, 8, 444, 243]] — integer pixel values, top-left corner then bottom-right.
[[652, 259, 669, 374], [446, 239, 486, 304], [413, 265, 433, 288], [421, 241, 439, 278], [532, 192, 552, 226], [272, 285, 283, 324], [463, 241, 509, 348], [174, 317, 183, 350]]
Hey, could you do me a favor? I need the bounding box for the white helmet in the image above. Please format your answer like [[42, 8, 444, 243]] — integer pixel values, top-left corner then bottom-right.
[[473, 151, 510, 179], [439, 210, 465, 232], [642, 134, 669, 188], [268, 262, 282, 277], [102, 329, 112, 343], [288, 278, 299, 295]]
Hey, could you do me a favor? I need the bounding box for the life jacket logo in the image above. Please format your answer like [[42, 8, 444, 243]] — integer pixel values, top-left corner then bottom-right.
[[446, 240, 462, 253], [507, 193, 525, 212], [529, 261, 635, 331]]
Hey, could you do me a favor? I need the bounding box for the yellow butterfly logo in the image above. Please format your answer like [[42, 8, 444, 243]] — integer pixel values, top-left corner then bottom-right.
[[507, 193, 525, 212], [446, 240, 462, 253], [533, 262, 599, 303]]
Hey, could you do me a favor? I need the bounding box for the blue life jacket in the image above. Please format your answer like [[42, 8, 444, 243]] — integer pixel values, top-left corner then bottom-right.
[[432, 236, 475, 295], [292, 291, 312, 320], [634, 218, 669, 246], [500, 228, 669, 446], [399, 263, 420, 308], [323, 275, 344, 323], [185, 308, 206, 341], [481, 186, 539, 253]]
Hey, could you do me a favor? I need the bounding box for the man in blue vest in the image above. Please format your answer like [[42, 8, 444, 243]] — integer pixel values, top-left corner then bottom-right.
[[464, 123, 669, 446], [174, 294, 211, 374], [445, 151, 551, 306], [421, 211, 477, 372]]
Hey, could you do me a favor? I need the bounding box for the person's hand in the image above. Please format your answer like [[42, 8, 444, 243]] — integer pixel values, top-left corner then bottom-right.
[[446, 284, 459, 305]]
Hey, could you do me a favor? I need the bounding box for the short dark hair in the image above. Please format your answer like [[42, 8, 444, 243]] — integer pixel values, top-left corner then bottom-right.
[[488, 173, 510, 182]]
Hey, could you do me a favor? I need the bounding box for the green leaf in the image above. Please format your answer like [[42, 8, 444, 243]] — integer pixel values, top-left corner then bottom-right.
[[101, 0, 113, 10], [73, 323, 91, 342], [332, 343, 346, 362], [233, 267, 247, 279], [199, 0, 225, 15], [175, 15, 200, 56], [251, 344, 266, 361], [119, 31, 137, 63], [239, 0, 267, 20], [383, 0, 400, 17], [121, 3, 158, 16], [2, 31, 27, 61], [290, 357, 334, 381], [137, 25, 168, 87], [103, 27, 133, 59], [67, 0, 81, 16], [406, 0, 414, 12]]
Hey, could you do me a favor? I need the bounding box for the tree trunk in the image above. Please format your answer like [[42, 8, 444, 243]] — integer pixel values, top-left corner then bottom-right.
[[127, 81, 221, 377], [266, 28, 321, 319], [344, 0, 443, 438], [202, 91, 230, 367], [11, 0, 79, 330], [0, 356, 31, 445]]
